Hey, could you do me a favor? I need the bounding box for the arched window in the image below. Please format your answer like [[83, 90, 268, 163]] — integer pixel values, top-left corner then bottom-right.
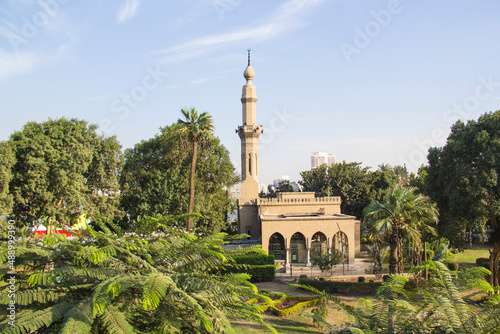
[[332, 231, 349, 264], [248, 154, 252, 175], [290, 232, 306, 264], [268, 233, 285, 261], [311, 232, 327, 255]]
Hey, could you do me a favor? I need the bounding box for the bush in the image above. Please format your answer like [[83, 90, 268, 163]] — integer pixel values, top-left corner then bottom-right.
[[270, 296, 319, 316], [446, 261, 459, 271], [229, 253, 276, 282], [299, 274, 308, 280], [298, 277, 381, 294], [383, 275, 391, 282], [358, 276, 365, 283], [476, 257, 490, 270]]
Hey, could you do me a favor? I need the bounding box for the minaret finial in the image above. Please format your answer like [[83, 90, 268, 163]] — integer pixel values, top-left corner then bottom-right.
[[247, 48, 251, 66]]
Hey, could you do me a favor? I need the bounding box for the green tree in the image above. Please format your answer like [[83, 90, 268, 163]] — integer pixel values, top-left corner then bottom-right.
[[300, 161, 372, 218], [8, 118, 122, 228], [178, 108, 215, 231], [120, 122, 233, 235], [409, 164, 428, 194], [0, 142, 15, 215], [426, 110, 500, 285], [310, 250, 342, 273], [370, 164, 399, 203], [364, 186, 438, 274], [0, 218, 277, 333]]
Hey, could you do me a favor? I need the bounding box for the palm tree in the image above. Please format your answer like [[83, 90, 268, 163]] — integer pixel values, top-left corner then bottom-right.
[[363, 186, 438, 274], [178, 108, 214, 231]]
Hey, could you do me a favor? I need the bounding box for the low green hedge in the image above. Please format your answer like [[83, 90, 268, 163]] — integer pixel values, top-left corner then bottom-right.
[[269, 297, 318, 317], [298, 277, 381, 294], [476, 257, 490, 270], [227, 253, 276, 282], [247, 294, 318, 317]]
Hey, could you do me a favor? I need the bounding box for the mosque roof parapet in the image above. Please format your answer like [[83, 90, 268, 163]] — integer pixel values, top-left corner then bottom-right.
[[257, 192, 341, 205]]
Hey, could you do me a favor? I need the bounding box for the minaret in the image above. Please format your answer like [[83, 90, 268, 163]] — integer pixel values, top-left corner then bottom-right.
[[237, 49, 262, 239]]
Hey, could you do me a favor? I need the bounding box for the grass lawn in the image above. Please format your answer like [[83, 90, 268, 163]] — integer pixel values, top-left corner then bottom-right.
[[445, 244, 491, 267]]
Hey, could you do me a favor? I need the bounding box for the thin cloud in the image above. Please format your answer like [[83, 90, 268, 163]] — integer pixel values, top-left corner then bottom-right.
[[0, 51, 41, 81], [117, 0, 141, 23], [157, 0, 324, 63]]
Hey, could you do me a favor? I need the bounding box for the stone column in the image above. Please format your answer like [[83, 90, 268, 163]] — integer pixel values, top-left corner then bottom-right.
[[285, 238, 291, 274], [306, 238, 311, 267]]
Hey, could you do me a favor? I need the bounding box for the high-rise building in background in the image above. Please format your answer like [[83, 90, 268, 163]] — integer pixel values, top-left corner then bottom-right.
[[311, 152, 337, 169]]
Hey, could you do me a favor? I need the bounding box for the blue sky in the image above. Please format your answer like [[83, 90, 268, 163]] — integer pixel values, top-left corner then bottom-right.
[[1, 0, 500, 185]]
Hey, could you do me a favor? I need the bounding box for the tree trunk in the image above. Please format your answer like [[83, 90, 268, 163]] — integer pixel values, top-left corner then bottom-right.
[[490, 216, 500, 287], [186, 140, 197, 232], [389, 240, 398, 275]]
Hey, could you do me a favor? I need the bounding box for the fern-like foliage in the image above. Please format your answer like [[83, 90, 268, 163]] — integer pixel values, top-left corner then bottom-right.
[[0, 216, 277, 333], [297, 261, 500, 334]]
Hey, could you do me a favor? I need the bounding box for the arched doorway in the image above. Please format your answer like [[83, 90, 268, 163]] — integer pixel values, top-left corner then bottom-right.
[[290, 232, 306, 264], [268, 233, 285, 261], [311, 232, 327, 255], [332, 231, 349, 264]]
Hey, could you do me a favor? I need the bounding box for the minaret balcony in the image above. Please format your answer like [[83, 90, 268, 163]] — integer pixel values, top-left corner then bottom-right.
[[236, 125, 263, 139]]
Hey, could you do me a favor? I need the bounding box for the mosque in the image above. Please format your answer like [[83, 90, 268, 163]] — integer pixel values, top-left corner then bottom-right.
[[236, 50, 360, 272]]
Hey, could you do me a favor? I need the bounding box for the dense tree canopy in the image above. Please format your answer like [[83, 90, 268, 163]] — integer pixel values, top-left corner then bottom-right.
[[120, 123, 234, 234], [300, 162, 372, 218], [7, 118, 123, 227], [0, 142, 15, 215], [300, 162, 412, 219], [426, 110, 500, 285]]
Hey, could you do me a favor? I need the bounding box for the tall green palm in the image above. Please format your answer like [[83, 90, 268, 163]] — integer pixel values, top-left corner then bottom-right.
[[178, 108, 214, 231], [364, 186, 438, 274]]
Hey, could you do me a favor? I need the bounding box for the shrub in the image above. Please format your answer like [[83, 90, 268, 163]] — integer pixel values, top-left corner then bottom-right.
[[476, 257, 490, 270], [383, 275, 391, 282], [310, 250, 343, 273], [298, 277, 381, 294], [270, 296, 318, 316], [358, 276, 365, 283], [229, 253, 276, 282], [299, 274, 308, 280], [446, 261, 459, 271]]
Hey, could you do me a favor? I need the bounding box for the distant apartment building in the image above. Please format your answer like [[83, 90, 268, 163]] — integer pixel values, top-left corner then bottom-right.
[[311, 152, 337, 169], [270, 175, 302, 192]]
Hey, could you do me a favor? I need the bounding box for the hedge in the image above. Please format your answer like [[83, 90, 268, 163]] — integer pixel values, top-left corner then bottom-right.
[[247, 294, 318, 316], [476, 257, 490, 270], [228, 253, 276, 282], [270, 297, 318, 317], [298, 277, 381, 294]]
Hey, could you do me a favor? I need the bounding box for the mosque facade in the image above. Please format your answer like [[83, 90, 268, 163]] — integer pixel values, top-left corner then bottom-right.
[[236, 51, 360, 270]]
